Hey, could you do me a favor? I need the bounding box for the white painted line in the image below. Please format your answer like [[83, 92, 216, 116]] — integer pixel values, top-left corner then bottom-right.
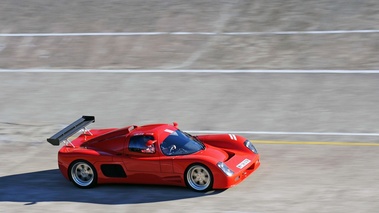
[[1, 30, 379, 37], [186, 130, 379, 137], [1, 69, 379, 74], [223, 30, 379, 35], [0, 32, 168, 37]]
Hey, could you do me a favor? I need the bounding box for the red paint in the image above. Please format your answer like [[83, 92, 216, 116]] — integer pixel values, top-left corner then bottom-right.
[[56, 123, 260, 190]]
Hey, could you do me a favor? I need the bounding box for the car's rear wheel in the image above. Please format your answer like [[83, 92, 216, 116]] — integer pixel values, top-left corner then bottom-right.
[[185, 164, 213, 192], [69, 160, 97, 188]]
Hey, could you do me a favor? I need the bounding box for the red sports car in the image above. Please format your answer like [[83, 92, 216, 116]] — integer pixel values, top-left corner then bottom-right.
[[47, 116, 260, 192]]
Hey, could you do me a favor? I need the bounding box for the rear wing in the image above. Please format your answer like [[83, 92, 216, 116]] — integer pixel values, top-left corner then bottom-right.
[[47, 115, 95, 146]]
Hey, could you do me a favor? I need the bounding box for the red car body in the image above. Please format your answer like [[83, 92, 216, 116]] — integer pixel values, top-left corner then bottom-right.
[[48, 116, 260, 191]]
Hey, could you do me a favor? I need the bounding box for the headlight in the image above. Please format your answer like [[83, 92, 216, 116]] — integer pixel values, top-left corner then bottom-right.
[[217, 162, 234, 177], [244, 140, 258, 153]]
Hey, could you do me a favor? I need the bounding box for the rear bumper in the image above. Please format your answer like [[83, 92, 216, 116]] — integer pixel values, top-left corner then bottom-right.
[[213, 157, 260, 189]]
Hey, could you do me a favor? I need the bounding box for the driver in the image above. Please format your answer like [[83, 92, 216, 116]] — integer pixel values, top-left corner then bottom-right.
[[141, 139, 156, 154], [142, 144, 155, 153]]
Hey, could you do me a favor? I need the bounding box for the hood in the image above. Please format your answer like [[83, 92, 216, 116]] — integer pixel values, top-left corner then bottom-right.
[[197, 134, 246, 152], [189, 143, 231, 162]]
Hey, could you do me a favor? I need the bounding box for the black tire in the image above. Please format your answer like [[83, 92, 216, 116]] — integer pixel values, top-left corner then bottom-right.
[[185, 164, 213, 192], [69, 160, 97, 188]]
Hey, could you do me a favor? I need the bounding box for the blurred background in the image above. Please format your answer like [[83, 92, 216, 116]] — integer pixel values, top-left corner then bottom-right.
[[1, 0, 379, 69], [1, 0, 379, 212]]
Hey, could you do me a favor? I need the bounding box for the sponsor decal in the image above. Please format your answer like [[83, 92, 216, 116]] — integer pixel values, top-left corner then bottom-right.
[[236, 158, 251, 169], [133, 132, 144, 136], [164, 129, 174, 133]]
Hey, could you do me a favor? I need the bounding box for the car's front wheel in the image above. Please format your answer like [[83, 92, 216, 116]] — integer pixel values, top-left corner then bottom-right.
[[69, 160, 97, 188], [185, 164, 213, 192]]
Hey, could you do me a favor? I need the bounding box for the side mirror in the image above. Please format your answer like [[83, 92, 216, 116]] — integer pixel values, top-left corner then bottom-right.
[[173, 122, 178, 127]]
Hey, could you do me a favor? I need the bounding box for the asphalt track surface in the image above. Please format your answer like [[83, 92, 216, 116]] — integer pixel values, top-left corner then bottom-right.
[[1, 0, 379, 213], [1, 72, 379, 213], [1, 0, 379, 69]]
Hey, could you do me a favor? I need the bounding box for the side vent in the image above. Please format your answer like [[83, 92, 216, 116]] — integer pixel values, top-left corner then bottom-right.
[[101, 164, 127, 178]]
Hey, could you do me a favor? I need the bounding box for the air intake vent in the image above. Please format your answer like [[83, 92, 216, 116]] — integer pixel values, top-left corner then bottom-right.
[[101, 164, 127, 178], [224, 150, 235, 161]]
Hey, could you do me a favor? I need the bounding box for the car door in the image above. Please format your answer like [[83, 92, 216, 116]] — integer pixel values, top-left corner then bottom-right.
[[122, 135, 161, 183]]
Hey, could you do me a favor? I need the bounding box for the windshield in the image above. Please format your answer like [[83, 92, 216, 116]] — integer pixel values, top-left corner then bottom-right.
[[160, 130, 204, 156]]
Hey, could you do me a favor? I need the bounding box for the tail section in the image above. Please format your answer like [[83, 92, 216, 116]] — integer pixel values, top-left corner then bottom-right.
[[47, 116, 95, 146]]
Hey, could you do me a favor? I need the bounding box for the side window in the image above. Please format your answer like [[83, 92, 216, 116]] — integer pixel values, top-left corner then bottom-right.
[[128, 135, 155, 154]]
